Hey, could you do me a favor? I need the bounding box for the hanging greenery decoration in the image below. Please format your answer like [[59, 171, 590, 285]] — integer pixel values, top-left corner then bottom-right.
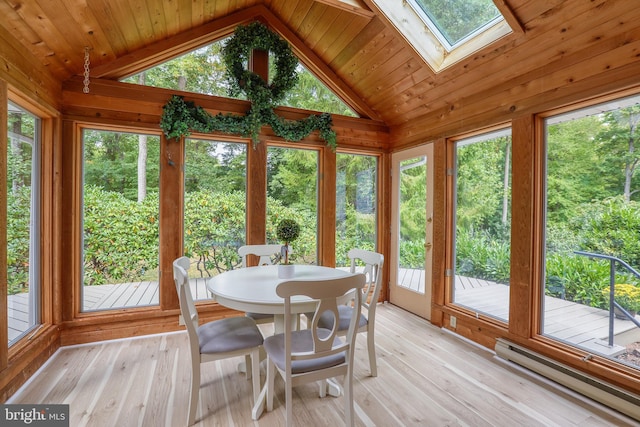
[[159, 22, 337, 149]]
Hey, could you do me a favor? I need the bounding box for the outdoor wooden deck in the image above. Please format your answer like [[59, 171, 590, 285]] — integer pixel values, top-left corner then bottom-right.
[[8, 270, 639, 353]]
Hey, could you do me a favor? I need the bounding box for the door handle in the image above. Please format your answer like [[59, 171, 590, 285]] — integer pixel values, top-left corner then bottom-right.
[[425, 242, 432, 250]]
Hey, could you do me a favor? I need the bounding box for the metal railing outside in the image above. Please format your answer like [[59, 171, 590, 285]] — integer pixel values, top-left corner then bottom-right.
[[574, 251, 640, 347]]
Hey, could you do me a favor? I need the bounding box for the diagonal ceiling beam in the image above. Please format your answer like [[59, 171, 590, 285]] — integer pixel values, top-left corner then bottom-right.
[[87, 3, 381, 121]]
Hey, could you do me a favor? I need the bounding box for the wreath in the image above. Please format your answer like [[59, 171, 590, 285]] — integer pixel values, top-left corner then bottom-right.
[[160, 22, 337, 149]]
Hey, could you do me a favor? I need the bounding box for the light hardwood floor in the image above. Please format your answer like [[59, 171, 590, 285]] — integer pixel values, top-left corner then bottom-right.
[[8, 304, 639, 427]]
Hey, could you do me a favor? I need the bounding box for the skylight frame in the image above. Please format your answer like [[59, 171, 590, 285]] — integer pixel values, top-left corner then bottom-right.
[[370, 0, 514, 73], [405, 0, 504, 52]]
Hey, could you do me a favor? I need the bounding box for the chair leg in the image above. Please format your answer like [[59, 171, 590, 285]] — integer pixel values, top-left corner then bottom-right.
[[251, 349, 260, 404], [266, 358, 275, 412], [245, 354, 252, 380], [344, 372, 354, 427], [317, 379, 327, 397], [367, 329, 377, 377], [187, 361, 200, 426], [285, 379, 293, 427]]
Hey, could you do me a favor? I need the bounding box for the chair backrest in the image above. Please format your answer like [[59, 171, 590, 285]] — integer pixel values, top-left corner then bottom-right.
[[277, 274, 365, 367], [348, 248, 384, 316], [173, 257, 200, 355], [238, 244, 283, 268]]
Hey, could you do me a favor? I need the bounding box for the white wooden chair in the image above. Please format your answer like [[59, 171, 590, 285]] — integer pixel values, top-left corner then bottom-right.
[[238, 244, 283, 325], [314, 248, 384, 377], [238, 244, 283, 268], [173, 257, 264, 426], [262, 274, 365, 427]]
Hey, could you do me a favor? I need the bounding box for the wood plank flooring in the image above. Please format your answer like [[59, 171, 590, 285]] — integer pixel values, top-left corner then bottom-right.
[[8, 304, 638, 427]]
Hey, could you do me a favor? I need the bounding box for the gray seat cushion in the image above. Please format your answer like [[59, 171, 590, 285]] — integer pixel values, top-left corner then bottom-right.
[[316, 305, 368, 331], [198, 316, 264, 354], [246, 312, 273, 321], [264, 328, 346, 374]]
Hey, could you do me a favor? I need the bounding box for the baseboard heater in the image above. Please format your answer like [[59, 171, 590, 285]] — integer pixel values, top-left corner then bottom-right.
[[494, 338, 640, 421]]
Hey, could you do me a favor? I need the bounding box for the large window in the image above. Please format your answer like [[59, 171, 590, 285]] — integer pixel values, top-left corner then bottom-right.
[[335, 153, 378, 267], [7, 101, 40, 345], [267, 146, 318, 264], [452, 129, 512, 322], [543, 94, 640, 369], [183, 138, 247, 300], [82, 130, 160, 311]]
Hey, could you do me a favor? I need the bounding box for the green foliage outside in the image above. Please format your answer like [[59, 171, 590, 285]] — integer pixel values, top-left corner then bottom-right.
[[9, 24, 640, 318], [7, 186, 31, 294]]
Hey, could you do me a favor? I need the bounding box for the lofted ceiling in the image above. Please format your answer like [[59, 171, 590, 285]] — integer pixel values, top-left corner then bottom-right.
[[2, 0, 640, 142]]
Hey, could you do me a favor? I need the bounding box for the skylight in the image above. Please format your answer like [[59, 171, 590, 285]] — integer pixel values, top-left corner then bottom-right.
[[407, 0, 503, 51], [371, 0, 512, 72]]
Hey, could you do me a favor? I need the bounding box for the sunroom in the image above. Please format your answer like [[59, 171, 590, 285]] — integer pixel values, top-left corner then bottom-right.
[[2, 0, 640, 425]]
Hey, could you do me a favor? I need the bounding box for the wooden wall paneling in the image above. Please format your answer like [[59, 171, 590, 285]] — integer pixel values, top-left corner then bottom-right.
[[28, 0, 96, 75], [89, 5, 265, 79], [512, 0, 566, 28], [351, 48, 414, 97], [430, 138, 446, 327], [0, 80, 7, 371], [246, 47, 269, 246], [0, 2, 69, 84], [0, 24, 61, 111], [329, 17, 386, 75], [50, 115, 63, 326], [296, 5, 341, 51], [293, 2, 328, 38], [60, 120, 79, 322], [377, 151, 391, 302], [336, 25, 400, 84], [85, 0, 136, 54], [145, 0, 169, 40], [364, 60, 433, 113], [61, 78, 390, 150], [509, 114, 535, 339], [246, 140, 267, 245], [159, 135, 183, 310], [1, 327, 59, 402], [128, 0, 158, 45], [312, 0, 374, 18], [381, 0, 640, 127], [318, 146, 336, 266], [264, 7, 381, 120], [40, 116, 54, 327], [394, 34, 640, 148]]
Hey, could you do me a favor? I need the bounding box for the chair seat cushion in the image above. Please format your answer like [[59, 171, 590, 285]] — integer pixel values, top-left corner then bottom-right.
[[316, 305, 368, 331], [264, 329, 345, 374], [246, 312, 273, 321], [198, 316, 264, 354]]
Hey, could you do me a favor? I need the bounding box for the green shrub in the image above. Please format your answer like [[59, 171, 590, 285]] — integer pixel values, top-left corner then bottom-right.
[[7, 186, 31, 294], [455, 226, 510, 283], [575, 197, 640, 267], [83, 186, 160, 285]]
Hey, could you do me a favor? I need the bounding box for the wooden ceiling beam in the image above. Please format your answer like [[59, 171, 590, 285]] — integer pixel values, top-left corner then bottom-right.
[[89, 2, 383, 122], [260, 6, 382, 121], [312, 0, 375, 18], [90, 5, 269, 79]]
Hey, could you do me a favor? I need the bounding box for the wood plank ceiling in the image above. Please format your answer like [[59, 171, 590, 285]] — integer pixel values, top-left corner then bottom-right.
[[2, 0, 640, 147]]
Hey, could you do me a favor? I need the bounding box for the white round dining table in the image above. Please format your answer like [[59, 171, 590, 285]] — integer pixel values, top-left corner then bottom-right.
[[206, 264, 352, 332], [207, 264, 352, 418]]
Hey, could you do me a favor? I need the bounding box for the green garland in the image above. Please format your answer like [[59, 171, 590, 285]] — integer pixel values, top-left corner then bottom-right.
[[160, 22, 337, 149]]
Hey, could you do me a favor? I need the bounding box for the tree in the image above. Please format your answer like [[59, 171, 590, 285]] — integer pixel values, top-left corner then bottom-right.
[[596, 106, 640, 202], [137, 72, 148, 202], [546, 117, 607, 223]]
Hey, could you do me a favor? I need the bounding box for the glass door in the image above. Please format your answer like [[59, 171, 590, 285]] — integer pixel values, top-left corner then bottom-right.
[[390, 145, 434, 319]]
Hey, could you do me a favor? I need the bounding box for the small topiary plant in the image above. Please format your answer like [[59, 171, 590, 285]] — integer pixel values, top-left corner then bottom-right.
[[276, 218, 300, 264]]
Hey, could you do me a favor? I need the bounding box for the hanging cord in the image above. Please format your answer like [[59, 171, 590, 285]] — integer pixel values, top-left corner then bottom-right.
[[83, 47, 91, 94]]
